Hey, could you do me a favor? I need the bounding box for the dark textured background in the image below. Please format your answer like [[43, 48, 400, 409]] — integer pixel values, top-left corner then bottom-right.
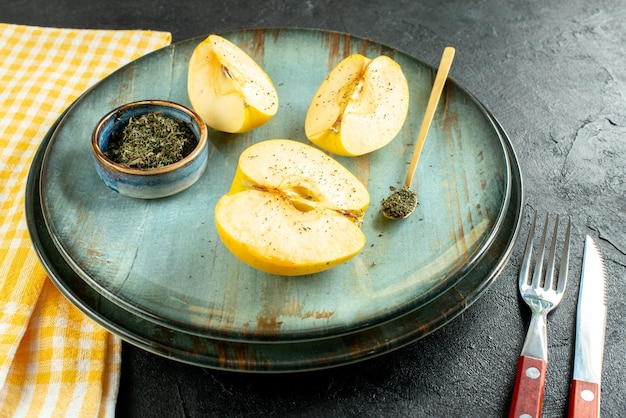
[[3, 0, 625, 416]]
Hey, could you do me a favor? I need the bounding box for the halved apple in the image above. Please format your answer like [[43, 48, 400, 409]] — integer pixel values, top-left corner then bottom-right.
[[187, 34, 278, 133], [214, 139, 370, 276], [305, 54, 409, 156]]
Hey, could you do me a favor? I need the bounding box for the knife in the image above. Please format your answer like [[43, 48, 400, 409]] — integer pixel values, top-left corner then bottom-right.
[[568, 235, 607, 418]]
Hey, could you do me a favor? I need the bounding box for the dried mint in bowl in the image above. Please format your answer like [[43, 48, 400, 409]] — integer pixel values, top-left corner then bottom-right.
[[105, 112, 197, 169]]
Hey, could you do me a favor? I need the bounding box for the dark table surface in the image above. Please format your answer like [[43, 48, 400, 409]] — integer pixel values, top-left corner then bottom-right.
[[3, 0, 625, 416]]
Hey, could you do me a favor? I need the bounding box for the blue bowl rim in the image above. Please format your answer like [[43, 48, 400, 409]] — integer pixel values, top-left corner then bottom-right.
[[91, 99, 209, 176]]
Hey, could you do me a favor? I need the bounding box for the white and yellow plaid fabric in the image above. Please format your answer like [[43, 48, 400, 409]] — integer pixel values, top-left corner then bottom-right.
[[0, 23, 171, 416]]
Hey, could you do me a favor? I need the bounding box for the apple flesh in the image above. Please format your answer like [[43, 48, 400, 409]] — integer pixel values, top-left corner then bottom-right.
[[214, 139, 370, 276], [187, 34, 279, 133], [305, 54, 409, 156]]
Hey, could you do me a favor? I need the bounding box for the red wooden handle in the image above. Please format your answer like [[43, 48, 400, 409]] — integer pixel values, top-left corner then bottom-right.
[[568, 379, 600, 418], [509, 355, 547, 418]]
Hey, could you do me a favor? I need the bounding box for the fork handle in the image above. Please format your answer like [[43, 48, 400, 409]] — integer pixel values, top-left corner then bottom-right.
[[509, 355, 547, 418]]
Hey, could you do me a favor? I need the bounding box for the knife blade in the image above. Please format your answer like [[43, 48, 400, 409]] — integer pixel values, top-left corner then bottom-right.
[[568, 235, 607, 418]]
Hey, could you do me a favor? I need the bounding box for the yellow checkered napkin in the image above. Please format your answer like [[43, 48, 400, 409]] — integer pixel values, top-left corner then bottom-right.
[[0, 23, 171, 416]]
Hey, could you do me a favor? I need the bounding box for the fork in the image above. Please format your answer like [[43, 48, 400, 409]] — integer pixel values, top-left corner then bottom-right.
[[509, 212, 571, 418]]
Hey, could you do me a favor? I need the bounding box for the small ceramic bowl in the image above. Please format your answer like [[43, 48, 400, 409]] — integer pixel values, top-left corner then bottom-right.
[[92, 100, 209, 199]]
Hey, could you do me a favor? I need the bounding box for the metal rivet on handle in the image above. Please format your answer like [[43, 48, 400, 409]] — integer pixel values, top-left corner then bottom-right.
[[525, 367, 540, 379], [581, 389, 595, 402]]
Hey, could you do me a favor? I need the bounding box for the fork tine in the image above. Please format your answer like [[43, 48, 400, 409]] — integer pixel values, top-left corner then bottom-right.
[[531, 213, 550, 288], [518, 211, 537, 287], [556, 216, 571, 294], [544, 214, 560, 290]]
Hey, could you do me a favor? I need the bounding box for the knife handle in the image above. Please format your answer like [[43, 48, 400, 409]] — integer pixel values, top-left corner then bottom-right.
[[568, 379, 600, 418], [509, 355, 547, 418]]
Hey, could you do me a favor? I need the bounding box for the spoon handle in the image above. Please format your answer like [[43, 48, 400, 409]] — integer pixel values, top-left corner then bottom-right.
[[404, 46, 455, 188]]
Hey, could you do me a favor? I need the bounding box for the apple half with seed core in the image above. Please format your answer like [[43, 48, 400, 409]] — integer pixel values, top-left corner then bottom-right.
[[214, 139, 370, 276], [187, 34, 279, 133], [305, 54, 410, 156]]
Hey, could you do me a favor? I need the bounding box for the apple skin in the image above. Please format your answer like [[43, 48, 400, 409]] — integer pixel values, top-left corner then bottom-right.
[[214, 139, 370, 276], [187, 34, 278, 133], [305, 54, 409, 156]]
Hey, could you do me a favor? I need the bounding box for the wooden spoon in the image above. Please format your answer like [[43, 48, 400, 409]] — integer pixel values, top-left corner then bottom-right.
[[382, 46, 455, 220]]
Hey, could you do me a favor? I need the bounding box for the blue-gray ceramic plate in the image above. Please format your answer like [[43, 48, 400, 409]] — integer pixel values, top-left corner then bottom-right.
[[26, 101, 522, 372], [38, 28, 516, 343]]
